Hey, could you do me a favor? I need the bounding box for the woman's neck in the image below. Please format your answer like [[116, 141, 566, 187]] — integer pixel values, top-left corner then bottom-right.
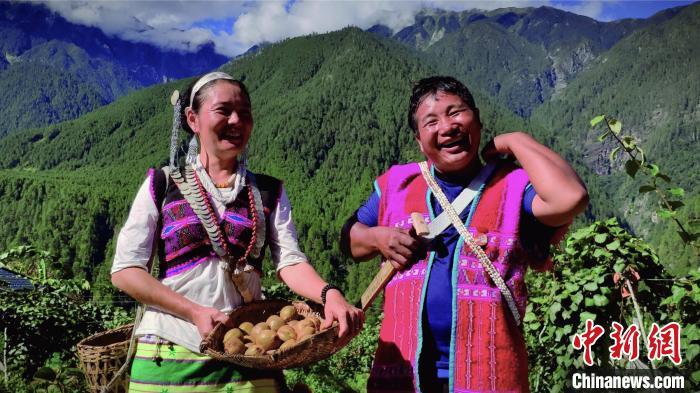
[[434, 159, 482, 185], [198, 151, 238, 185]]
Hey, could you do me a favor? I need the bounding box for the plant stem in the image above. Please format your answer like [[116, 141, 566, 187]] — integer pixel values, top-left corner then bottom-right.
[[625, 279, 656, 370], [603, 117, 699, 257]]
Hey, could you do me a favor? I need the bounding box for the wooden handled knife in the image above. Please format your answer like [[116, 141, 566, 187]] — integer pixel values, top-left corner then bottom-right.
[[360, 212, 430, 311]]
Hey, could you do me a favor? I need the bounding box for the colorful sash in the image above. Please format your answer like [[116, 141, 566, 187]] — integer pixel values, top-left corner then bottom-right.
[[129, 336, 282, 393]]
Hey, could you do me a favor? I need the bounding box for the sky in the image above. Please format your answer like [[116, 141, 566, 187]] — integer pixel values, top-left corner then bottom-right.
[[39, 0, 696, 57]]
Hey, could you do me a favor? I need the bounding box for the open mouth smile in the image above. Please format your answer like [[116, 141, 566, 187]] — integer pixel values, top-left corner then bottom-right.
[[439, 137, 469, 152]]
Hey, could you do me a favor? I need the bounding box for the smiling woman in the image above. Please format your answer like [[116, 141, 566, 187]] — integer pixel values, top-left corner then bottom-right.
[[341, 75, 588, 392], [109, 71, 364, 392]]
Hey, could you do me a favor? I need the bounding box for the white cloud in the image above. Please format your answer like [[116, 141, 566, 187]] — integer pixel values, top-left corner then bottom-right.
[[38, 0, 610, 57], [552, 1, 606, 21], [40, 0, 251, 54]]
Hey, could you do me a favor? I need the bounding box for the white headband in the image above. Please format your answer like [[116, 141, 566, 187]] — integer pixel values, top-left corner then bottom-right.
[[189, 71, 235, 107]]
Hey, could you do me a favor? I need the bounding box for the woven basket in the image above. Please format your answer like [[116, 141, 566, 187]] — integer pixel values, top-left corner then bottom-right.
[[76, 324, 133, 393], [200, 299, 342, 369]]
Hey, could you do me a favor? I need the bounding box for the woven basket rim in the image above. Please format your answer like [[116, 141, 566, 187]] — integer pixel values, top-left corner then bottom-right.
[[77, 323, 133, 350], [200, 299, 344, 369]]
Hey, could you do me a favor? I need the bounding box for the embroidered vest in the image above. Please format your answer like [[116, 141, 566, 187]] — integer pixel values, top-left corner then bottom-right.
[[148, 168, 281, 279], [368, 162, 550, 393]]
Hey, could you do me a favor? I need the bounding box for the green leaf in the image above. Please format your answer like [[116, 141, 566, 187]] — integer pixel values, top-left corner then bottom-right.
[[657, 209, 675, 219], [65, 368, 84, 378], [594, 234, 607, 244], [624, 160, 639, 178], [609, 119, 622, 134], [638, 185, 655, 193], [648, 164, 659, 176], [668, 187, 684, 198], [571, 293, 583, 305], [657, 173, 671, 182], [523, 312, 536, 322], [593, 294, 609, 307], [579, 312, 596, 322], [549, 302, 562, 322], [671, 286, 686, 303], [691, 370, 700, 383], [609, 146, 621, 162], [584, 282, 598, 291], [590, 115, 605, 127], [597, 131, 610, 142], [33, 367, 56, 381], [606, 240, 620, 251], [667, 200, 684, 210], [685, 344, 699, 362]]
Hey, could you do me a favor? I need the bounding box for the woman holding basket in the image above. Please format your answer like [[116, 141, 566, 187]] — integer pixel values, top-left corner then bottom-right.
[[111, 71, 363, 392]]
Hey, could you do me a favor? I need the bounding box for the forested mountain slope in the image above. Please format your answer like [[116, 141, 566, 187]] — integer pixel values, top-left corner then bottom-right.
[[0, 28, 526, 300], [531, 2, 700, 272], [0, 1, 228, 136], [381, 6, 681, 116]]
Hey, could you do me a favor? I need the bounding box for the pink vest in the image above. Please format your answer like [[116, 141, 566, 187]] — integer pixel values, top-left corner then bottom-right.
[[368, 162, 561, 393]]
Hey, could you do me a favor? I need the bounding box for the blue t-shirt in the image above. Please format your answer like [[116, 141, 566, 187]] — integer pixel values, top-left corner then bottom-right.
[[357, 173, 551, 378]]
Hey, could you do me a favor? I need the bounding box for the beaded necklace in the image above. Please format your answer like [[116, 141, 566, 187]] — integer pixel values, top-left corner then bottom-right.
[[190, 169, 259, 270]]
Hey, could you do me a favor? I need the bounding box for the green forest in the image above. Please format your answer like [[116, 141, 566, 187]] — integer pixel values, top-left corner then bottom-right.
[[0, 3, 698, 392]]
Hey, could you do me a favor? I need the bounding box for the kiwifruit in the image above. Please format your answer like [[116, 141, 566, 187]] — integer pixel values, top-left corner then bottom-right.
[[279, 305, 297, 322], [223, 328, 244, 343], [251, 322, 270, 338], [256, 329, 281, 351], [297, 326, 316, 341], [266, 315, 285, 331], [279, 339, 297, 351], [239, 321, 254, 335], [223, 337, 245, 354], [245, 345, 265, 356], [276, 325, 297, 342], [297, 319, 316, 332]]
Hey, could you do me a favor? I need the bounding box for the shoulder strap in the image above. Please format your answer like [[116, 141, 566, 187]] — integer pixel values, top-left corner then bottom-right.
[[151, 167, 170, 212], [105, 167, 169, 393], [418, 160, 522, 325]]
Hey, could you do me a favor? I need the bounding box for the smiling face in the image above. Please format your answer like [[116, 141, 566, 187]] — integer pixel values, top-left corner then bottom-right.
[[186, 80, 253, 163], [414, 91, 482, 175]]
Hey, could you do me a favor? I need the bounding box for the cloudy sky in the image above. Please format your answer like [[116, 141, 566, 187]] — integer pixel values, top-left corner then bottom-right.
[[40, 0, 695, 57]]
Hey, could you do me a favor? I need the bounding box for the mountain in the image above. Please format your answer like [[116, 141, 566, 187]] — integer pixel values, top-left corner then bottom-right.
[[0, 3, 697, 298], [0, 27, 526, 300], [377, 6, 681, 116], [0, 1, 228, 136], [530, 2, 700, 272]]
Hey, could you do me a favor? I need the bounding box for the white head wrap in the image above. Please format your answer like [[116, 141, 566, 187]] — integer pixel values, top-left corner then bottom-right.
[[189, 71, 235, 107]]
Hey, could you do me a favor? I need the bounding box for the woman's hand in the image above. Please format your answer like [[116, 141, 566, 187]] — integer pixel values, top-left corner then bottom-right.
[[189, 305, 233, 339], [112, 267, 233, 340], [320, 289, 365, 341], [371, 226, 425, 270], [480, 132, 520, 161], [278, 262, 366, 342]]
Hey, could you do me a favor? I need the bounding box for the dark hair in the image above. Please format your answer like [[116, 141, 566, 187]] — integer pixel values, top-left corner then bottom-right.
[[408, 76, 480, 133], [179, 77, 251, 134]]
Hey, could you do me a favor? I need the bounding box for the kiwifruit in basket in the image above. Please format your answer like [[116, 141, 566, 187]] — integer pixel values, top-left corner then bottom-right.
[[224, 336, 245, 354], [221, 303, 323, 356], [279, 305, 297, 322]]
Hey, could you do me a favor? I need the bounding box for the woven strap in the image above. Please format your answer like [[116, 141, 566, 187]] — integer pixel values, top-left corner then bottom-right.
[[100, 169, 172, 392], [418, 161, 521, 325], [169, 165, 254, 303]]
